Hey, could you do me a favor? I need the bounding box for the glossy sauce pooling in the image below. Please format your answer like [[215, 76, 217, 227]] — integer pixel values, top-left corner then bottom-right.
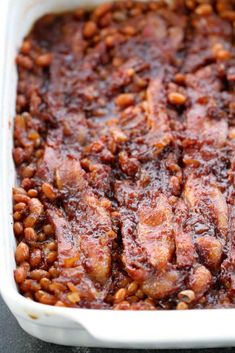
[[13, 0, 235, 309]]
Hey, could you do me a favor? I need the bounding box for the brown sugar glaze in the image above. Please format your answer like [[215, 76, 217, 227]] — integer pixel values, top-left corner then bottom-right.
[[13, 0, 235, 309]]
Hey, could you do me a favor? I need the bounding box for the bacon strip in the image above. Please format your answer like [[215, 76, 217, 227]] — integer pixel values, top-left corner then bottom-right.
[[137, 194, 175, 270], [184, 175, 228, 240], [174, 200, 196, 268], [49, 157, 113, 295]]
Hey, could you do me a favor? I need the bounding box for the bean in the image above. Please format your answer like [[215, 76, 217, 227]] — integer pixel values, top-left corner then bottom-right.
[[30, 269, 50, 281], [30, 280, 41, 292], [13, 194, 30, 204], [99, 12, 112, 27], [144, 298, 155, 306], [115, 93, 134, 108], [24, 214, 38, 228], [119, 277, 131, 288], [14, 202, 27, 211], [13, 148, 26, 165], [20, 279, 32, 293], [216, 49, 232, 61], [49, 282, 67, 293], [15, 242, 29, 263], [29, 198, 43, 215], [45, 251, 57, 264], [28, 131, 39, 141], [24, 227, 37, 241], [35, 53, 52, 67], [83, 21, 97, 38], [16, 55, 33, 70], [40, 278, 51, 290], [105, 35, 116, 47], [174, 73, 185, 84], [113, 11, 127, 22], [13, 187, 27, 195], [21, 178, 33, 190], [220, 10, 235, 21], [128, 295, 138, 303], [74, 8, 85, 19], [48, 267, 59, 278], [176, 302, 188, 310], [178, 290, 195, 304], [18, 95, 26, 112], [229, 128, 235, 139], [24, 198, 43, 227], [130, 8, 142, 16], [114, 301, 130, 310], [195, 4, 212, 16], [55, 301, 66, 307], [122, 26, 136, 36], [93, 3, 112, 19], [35, 149, 44, 158], [21, 165, 35, 178], [136, 289, 145, 299], [29, 248, 42, 267], [14, 262, 30, 283], [42, 183, 56, 200], [38, 232, 46, 242], [126, 1, 134, 9], [24, 292, 33, 300], [127, 281, 138, 295], [46, 241, 57, 251], [13, 211, 22, 221], [14, 222, 23, 236], [35, 290, 57, 305], [27, 189, 38, 198], [114, 288, 127, 303], [112, 57, 123, 67], [21, 40, 31, 54], [20, 279, 40, 292], [168, 92, 186, 105], [185, 0, 196, 9]]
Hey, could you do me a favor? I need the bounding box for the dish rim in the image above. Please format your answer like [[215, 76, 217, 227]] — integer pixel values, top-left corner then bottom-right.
[[1, 0, 235, 347]]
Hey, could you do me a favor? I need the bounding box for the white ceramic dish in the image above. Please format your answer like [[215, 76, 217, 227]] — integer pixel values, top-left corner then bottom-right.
[[0, 0, 235, 348]]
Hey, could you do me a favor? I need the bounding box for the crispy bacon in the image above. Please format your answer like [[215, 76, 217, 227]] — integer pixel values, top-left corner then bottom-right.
[[184, 175, 228, 240], [174, 200, 196, 268], [137, 194, 175, 270]]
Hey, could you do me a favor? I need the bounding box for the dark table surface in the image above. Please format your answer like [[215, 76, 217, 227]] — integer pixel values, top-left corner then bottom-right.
[[0, 296, 234, 353]]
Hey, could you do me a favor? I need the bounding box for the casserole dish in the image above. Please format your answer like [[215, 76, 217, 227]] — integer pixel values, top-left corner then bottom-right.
[[1, 0, 235, 348]]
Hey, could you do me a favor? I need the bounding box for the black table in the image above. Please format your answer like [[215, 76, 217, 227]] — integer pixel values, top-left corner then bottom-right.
[[0, 296, 234, 353]]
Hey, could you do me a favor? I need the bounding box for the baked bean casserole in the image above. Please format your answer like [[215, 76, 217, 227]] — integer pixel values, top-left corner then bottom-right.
[[13, 0, 235, 310]]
